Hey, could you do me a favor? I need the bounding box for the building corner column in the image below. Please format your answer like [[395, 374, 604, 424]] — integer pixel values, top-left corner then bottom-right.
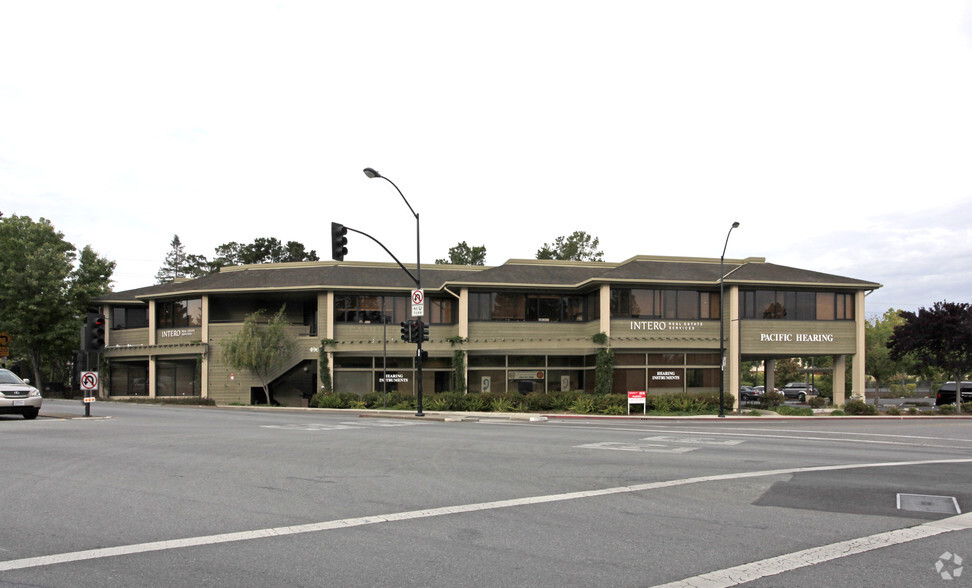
[[833, 354, 847, 406], [728, 285, 741, 411], [599, 284, 611, 338], [853, 291, 866, 399]]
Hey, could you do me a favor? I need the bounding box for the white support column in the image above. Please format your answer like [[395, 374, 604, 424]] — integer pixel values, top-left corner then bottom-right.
[[853, 291, 866, 399], [599, 284, 611, 337], [833, 354, 847, 406], [148, 300, 156, 398], [459, 288, 469, 393], [729, 285, 741, 411], [458, 288, 469, 340], [200, 295, 209, 399]]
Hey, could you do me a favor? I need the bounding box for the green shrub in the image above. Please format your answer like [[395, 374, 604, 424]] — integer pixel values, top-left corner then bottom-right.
[[549, 391, 579, 411], [758, 391, 784, 409], [830, 409, 845, 416], [907, 407, 919, 415], [844, 399, 877, 415], [962, 402, 972, 413], [490, 396, 516, 413], [348, 399, 368, 410], [937, 404, 956, 415], [570, 395, 596, 414], [885, 406, 901, 416], [807, 396, 827, 408], [745, 409, 761, 416], [461, 394, 487, 412], [523, 392, 554, 412], [312, 392, 345, 408], [776, 405, 814, 416]]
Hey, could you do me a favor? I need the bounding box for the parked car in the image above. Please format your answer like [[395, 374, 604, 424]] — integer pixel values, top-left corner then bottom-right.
[[935, 381, 972, 406], [0, 369, 42, 419], [754, 385, 780, 395], [739, 386, 760, 401], [781, 382, 819, 401]]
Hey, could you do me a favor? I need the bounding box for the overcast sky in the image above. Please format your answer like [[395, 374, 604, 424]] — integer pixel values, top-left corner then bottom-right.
[[2, 1, 971, 318]]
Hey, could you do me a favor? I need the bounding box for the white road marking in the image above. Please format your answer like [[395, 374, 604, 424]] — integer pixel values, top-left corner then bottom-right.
[[650, 511, 972, 588], [575, 441, 698, 453], [540, 422, 971, 450], [2, 458, 971, 574], [640, 435, 744, 446], [260, 420, 424, 431]]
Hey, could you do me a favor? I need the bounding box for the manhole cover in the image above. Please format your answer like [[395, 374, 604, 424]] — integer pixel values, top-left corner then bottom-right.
[[897, 493, 961, 514]]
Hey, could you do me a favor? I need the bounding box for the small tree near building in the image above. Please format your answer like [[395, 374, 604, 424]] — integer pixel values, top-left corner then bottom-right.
[[888, 301, 972, 413], [221, 307, 296, 405]]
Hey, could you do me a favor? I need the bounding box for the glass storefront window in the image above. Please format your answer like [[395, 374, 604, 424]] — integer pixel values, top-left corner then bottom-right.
[[469, 355, 506, 368], [156, 359, 199, 396], [614, 353, 646, 365], [613, 368, 646, 394], [648, 353, 684, 365], [648, 367, 684, 391], [109, 361, 148, 396], [469, 370, 506, 394]]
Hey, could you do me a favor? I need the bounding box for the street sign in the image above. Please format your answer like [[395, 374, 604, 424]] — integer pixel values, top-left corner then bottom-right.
[[80, 371, 99, 391], [0, 331, 10, 346], [411, 289, 424, 317], [0, 347, 8, 357]]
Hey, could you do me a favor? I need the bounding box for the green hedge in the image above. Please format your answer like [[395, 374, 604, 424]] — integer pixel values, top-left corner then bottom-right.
[[309, 389, 730, 415]]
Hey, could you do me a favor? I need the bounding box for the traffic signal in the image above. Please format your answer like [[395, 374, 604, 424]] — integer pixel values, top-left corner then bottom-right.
[[330, 222, 348, 261], [400, 321, 410, 342], [420, 321, 429, 342], [87, 312, 106, 351]]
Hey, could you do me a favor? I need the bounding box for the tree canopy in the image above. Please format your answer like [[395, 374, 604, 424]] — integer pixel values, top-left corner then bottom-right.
[[220, 306, 297, 405], [536, 231, 604, 262], [435, 241, 487, 265], [888, 301, 972, 411], [865, 308, 913, 398], [0, 214, 114, 388], [156, 236, 319, 283]]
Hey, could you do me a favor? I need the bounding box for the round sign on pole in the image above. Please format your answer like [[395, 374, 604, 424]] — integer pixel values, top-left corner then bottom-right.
[[81, 371, 99, 391]]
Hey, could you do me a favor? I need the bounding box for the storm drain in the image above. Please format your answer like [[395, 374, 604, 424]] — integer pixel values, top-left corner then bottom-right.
[[897, 493, 962, 514]]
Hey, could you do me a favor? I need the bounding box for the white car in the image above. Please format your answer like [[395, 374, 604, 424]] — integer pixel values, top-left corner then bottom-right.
[[0, 369, 42, 419]]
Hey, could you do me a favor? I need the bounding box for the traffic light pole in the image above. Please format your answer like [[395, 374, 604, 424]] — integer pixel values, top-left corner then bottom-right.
[[362, 168, 425, 417]]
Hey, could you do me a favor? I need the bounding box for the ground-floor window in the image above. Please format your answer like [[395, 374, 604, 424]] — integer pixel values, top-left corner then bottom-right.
[[468, 354, 591, 394], [333, 355, 453, 396], [156, 358, 200, 396], [109, 360, 148, 396], [613, 352, 720, 394]]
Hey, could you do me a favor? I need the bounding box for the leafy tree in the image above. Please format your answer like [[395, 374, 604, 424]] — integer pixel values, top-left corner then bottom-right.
[[773, 358, 802, 385], [536, 231, 604, 262], [435, 242, 487, 265], [212, 237, 319, 268], [220, 306, 297, 405], [864, 309, 912, 405], [0, 215, 114, 388], [888, 301, 972, 413]]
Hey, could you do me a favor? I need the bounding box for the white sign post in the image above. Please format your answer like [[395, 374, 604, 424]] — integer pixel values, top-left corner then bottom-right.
[[628, 390, 647, 415], [411, 289, 424, 317]]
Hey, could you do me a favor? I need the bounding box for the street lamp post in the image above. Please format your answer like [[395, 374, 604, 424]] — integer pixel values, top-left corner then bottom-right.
[[363, 167, 425, 417], [719, 221, 740, 418]]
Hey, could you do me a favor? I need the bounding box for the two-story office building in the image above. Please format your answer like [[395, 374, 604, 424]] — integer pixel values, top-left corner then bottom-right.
[[93, 255, 880, 408]]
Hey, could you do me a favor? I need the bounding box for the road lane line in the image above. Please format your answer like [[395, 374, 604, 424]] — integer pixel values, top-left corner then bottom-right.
[[651, 511, 972, 588], [2, 457, 971, 573]]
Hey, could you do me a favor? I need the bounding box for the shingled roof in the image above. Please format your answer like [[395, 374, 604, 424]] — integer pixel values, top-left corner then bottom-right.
[[95, 255, 880, 304]]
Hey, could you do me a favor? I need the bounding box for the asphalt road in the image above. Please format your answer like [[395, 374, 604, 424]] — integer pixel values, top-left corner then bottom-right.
[[2, 400, 971, 587]]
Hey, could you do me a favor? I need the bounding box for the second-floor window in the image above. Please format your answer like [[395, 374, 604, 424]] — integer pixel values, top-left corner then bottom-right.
[[610, 289, 720, 320], [157, 298, 202, 328], [469, 292, 593, 322]]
